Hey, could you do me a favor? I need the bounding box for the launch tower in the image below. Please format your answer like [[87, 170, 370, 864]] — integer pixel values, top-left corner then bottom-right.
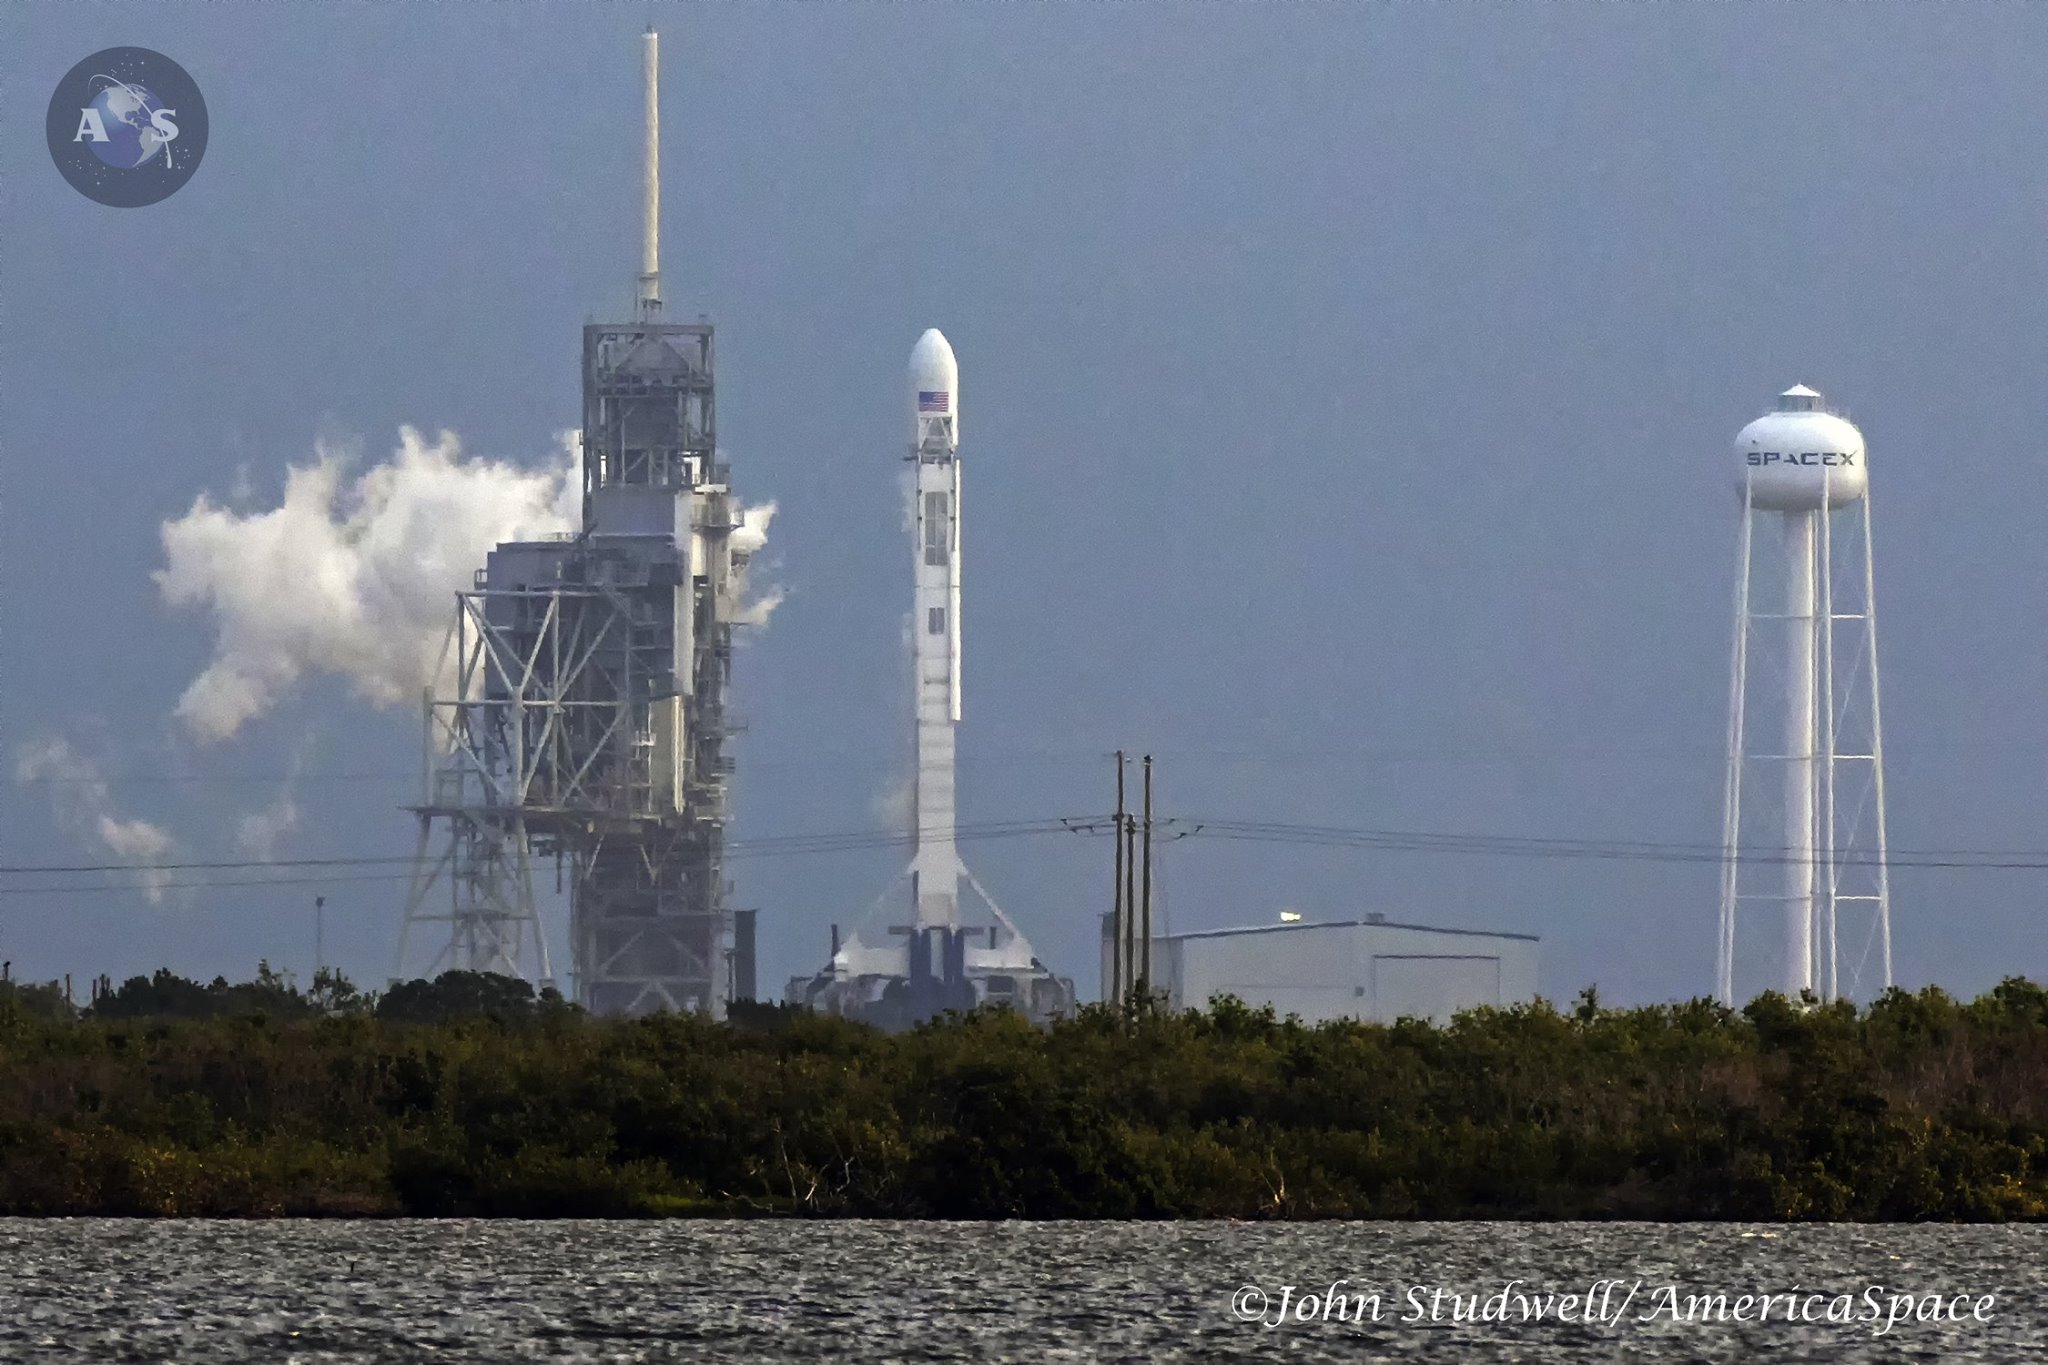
[[398, 29, 762, 1014]]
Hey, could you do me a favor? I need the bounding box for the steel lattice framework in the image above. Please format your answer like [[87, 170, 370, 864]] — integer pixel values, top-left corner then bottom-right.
[[400, 314, 751, 1013], [400, 30, 758, 1014]]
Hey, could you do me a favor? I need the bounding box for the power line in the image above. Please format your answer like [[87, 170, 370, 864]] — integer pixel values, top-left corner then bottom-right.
[[10, 811, 2048, 900], [0, 872, 419, 897], [1175, 818, 2048, 871], [0, 854, 417, 875], [19, 736, 2048, 786], [0, 818, 1097, 894], [723, 817, 1082, 858], [15, 772, 413, 787]]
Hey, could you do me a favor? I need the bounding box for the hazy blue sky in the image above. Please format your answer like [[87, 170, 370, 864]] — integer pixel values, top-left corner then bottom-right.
[[5, 2, 2047, 1006]]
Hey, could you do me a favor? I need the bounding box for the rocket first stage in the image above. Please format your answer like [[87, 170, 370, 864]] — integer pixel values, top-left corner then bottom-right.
[[785, 331, 1074, 1028], [909, 328, 965, 929]]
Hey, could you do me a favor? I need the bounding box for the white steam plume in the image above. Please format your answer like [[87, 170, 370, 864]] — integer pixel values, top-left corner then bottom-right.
[[234, 746, 308, 862], [730, 500, 784, 627], [731, 500, 776, 557], [156, 427, 580, 742], [13, 738, 176, 902], [872, 773, 915, 832], [735, 586, 786, 630], [235, 795, 300, 863]]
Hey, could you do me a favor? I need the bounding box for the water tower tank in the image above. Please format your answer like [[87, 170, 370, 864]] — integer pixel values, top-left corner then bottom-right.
[[1733, 384, 1867, 511]]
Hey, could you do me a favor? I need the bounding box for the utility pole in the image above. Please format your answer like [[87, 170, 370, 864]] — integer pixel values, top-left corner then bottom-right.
[[1141, 754, 1153, 1005], [1111, 751, 1125, 1008], [315, 896, 326, 979], [1122, 814, 1137, 1012]]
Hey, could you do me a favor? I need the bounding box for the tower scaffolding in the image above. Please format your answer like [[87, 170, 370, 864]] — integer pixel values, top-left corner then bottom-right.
[[398, 28, 759, 1014]]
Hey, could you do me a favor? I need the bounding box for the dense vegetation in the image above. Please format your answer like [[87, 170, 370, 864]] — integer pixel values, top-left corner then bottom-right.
[[0, 967, 2044, 1220]]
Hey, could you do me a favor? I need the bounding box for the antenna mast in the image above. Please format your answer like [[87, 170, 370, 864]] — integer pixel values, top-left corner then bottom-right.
[[638, 26, 661, 316]]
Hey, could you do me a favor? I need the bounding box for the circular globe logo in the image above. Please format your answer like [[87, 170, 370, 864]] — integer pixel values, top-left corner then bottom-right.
[[47, 47, 207, 207]]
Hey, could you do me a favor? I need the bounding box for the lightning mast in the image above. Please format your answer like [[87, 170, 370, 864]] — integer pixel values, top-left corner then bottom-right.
[[638, 24, 660, 317]]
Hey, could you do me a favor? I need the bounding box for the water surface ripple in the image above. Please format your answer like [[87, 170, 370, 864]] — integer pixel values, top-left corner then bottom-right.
[[0, 1220, 2038, 1361]]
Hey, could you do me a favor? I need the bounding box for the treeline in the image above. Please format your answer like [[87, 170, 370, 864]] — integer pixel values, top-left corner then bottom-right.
[[0, 968, 2044, 1219]]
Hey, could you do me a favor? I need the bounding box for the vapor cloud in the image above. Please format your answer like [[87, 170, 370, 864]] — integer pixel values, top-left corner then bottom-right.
[[156, 427, 581, 742], [872, 773, 915, 832], [234, 746, 308, 862], [731, 500, 784, 627], [13, 738, 176, 902], [731, 500, 776, 558]]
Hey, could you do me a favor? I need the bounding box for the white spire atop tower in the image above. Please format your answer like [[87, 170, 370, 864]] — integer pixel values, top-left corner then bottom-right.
[[637, 25, 661, 316]]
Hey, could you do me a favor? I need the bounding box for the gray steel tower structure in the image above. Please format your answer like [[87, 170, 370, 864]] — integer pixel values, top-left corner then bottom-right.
[[399, 28, 760, 1014]]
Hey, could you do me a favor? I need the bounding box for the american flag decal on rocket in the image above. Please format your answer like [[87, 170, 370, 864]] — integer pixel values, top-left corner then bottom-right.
[[917, 390, 950, 414]]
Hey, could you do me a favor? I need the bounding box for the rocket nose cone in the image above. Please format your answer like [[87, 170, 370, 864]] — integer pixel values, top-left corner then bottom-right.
[[909, 328, 957, 382], [908, 327, 959, 447]]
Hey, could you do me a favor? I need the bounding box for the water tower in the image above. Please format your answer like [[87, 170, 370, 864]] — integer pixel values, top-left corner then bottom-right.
[[1717, 384, 1892, 1005]]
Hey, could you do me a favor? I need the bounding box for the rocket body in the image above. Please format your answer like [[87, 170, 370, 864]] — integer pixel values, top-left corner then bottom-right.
[[908, 329, 962, 929], [788, 325, 1073, 1024]]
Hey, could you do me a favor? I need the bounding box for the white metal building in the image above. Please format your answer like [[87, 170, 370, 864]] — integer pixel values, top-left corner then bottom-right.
[[1106, 915, 1539, 1025]]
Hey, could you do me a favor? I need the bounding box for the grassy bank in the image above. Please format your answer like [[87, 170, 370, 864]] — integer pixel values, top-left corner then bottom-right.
[[0, 970, 2043, 1219]]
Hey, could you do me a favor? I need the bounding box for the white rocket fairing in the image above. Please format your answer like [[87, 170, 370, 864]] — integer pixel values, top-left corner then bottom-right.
[[908, 328, 962, 929]]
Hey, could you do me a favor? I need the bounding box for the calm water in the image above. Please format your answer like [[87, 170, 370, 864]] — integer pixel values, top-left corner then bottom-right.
[[0, 1220, 2038, 1361]]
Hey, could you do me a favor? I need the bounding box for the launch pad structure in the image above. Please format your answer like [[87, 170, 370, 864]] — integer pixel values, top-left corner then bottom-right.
[[398, 29, 761, 1014]]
